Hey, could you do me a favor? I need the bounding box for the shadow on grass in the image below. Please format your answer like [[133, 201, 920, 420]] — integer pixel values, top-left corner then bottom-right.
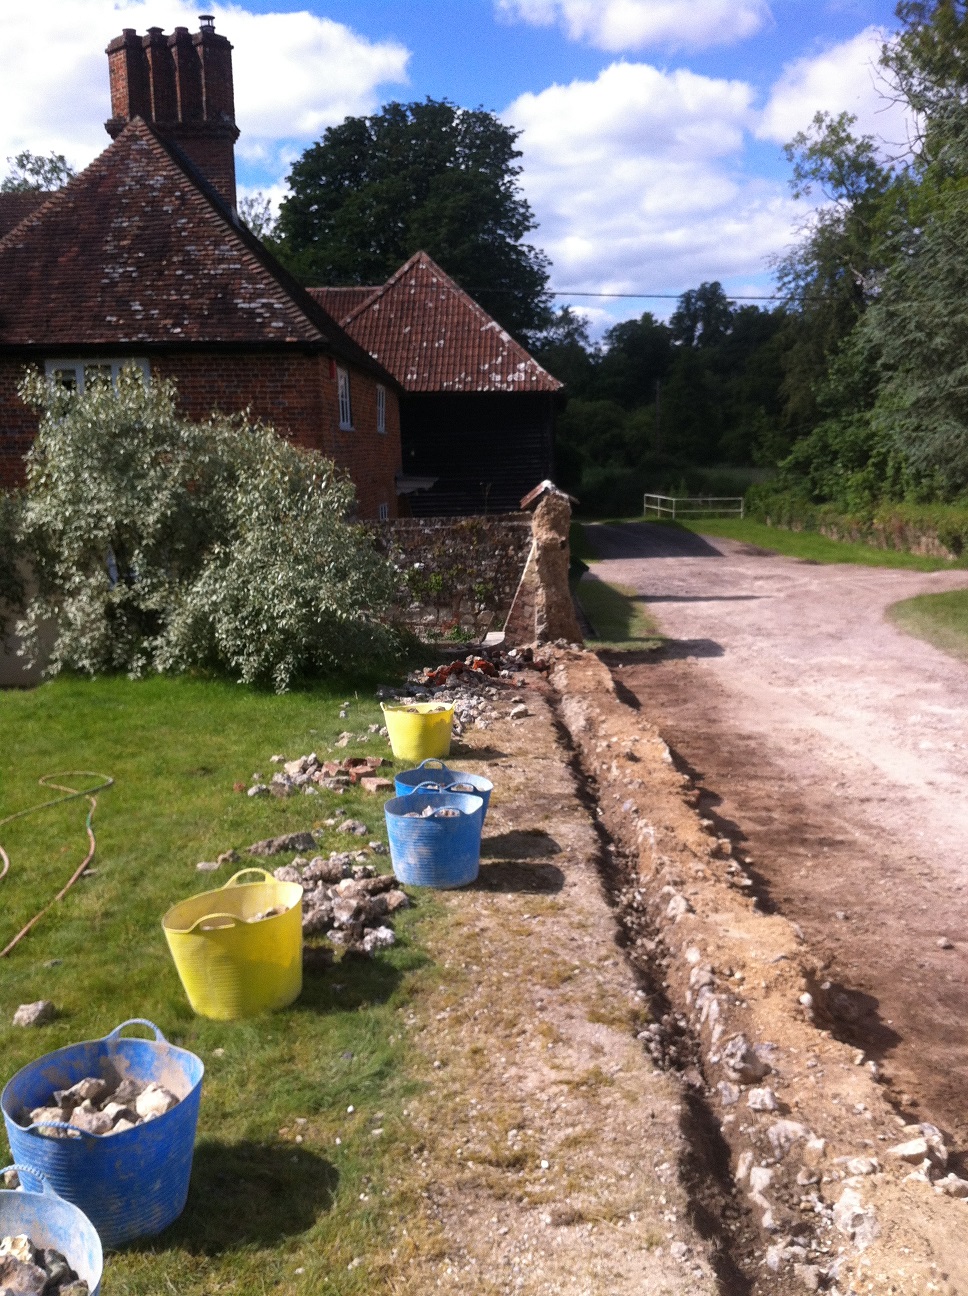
[[473, 861, 565, 894], [296, 944, 431, 1013], [135, 1140, 338, 1255]]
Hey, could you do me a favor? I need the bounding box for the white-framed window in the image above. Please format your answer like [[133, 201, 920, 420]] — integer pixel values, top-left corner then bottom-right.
[[45, 358, 150, 393], [378, 502, 390, 521], [376, 383, 386, 434], [337, 366, 353, 430]]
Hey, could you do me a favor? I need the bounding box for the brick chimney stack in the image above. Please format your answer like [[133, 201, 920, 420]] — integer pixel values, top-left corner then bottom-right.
[[105, 16, 240, 210]]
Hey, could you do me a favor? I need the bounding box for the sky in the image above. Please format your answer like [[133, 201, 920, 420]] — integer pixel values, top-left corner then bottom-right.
[[0, 0, 911, 330]]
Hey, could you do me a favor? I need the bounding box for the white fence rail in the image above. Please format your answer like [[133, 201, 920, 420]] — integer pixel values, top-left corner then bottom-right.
[[643, 493, 745, 520]]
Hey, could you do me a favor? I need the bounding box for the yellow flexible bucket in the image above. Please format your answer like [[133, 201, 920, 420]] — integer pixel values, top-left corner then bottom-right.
[[162, 868, 303, 1021], [381, 701, 454, 762]]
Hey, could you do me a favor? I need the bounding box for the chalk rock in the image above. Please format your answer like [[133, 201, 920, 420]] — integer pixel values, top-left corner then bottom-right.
[[934, 1173, 968, 1198], [135, 1083, 178, 1120], [833, 1187, 878, 1251], [55, 1077, 108, 1108], [886, 1137, 930, 1164], [748, 1087, 778, 1112], [12, 1001, 55, 1028], [717, 1081, 740, 1107], [722, 1033, 771, 1083], [68, 1102, 114, 1135], [767, 1120, 809, 1159], [794, 1264, 822, 1291], [844, 1156, 878, 1177], [362, 926, 396, 953], [0, 1252, 48, 1295], [248, 833, 317, 857], [338, 819, 369, 836], [666, 893, 692, 920]]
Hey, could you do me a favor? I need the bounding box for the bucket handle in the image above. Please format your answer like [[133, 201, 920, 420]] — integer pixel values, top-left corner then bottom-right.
[[19, 1118, 99, 1139], [223, 867, 274, 888], [180, 911, 241, 933], [105, 1018, 166, 1043], [1, 1164, 54, 1192], [416, 758, 448, 770]]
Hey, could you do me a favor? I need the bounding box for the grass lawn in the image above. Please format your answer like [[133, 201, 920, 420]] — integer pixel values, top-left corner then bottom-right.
[[888, 589, 968, 662], [573, 575, 661, 652], [662, 517, 965, 571], [571, 516, 965, 572], [0, 672, 440, 1293]]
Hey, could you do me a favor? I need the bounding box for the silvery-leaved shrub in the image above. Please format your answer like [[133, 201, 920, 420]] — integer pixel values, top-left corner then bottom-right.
[[17, 367, 399, 690]]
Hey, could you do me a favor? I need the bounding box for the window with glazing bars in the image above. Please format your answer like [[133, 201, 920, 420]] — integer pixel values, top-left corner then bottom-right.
[[337, 367, 353, 429]]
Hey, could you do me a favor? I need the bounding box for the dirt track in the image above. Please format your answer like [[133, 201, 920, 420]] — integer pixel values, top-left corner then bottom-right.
[[585, 523, 968, 1155]]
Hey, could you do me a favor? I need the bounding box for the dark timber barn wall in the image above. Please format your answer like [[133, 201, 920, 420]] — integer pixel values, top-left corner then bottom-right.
[[401, 391, 557, 516]]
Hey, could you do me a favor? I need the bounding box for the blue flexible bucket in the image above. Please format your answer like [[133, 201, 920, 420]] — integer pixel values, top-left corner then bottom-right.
[[1, 1019, 203, 1249], [0, 1165, 103, 1294], [385, 790, 483, 888], [394, 759, 493, 821]]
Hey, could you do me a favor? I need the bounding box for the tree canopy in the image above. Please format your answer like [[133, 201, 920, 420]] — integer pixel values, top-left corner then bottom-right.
[[271, 98, 551, 338], [1, 150, 75, 193]]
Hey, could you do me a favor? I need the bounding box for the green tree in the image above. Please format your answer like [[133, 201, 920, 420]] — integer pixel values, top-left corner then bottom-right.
[[669, 281, 734, 348], [272, 98, 551, 337], [772, 112, 897, 437], [594, 312, 673, 409], [1, 150, 75, 192]]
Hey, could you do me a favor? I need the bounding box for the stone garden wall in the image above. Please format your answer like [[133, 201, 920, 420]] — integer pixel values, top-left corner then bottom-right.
[[371, 514, 534, 639]]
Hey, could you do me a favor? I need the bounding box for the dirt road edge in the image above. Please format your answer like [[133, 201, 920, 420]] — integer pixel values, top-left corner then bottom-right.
[[551, 649, 968, 1296]]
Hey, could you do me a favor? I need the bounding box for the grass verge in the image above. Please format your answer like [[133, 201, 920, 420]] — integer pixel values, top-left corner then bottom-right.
[[573, 575, 662, 651], [0, 672, 439, 1294], [669, 517, 965, 571], [888, 589, 968, 663]]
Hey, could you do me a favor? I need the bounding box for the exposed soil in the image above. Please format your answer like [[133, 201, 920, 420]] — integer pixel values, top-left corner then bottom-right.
[[394, 689, 721, 1294], [586, 522, 968, 1156]]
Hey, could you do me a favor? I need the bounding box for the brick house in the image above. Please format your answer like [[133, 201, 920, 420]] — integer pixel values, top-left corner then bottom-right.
[[311, 252, 563, 516], [0, 18, 402, 520]]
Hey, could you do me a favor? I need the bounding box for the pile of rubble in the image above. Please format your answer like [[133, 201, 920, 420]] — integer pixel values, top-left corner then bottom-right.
[[21, 1074, 179, 1139], [379, 645, 548, 738], [247, 753, 392, 799], [0, 1235, 88, 1296], [272, 854, 408, 956]]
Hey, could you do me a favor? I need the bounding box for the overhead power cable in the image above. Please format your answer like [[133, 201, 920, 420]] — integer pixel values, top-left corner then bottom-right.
[[547, 290, 783, 301]]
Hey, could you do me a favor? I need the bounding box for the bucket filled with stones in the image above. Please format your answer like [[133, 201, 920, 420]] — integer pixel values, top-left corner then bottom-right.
[[1, 1020, 203, 1249], [0, 1165, 102, 1296]]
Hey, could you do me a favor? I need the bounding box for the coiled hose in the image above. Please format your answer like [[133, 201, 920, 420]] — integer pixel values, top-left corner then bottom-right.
[[0, 772, 114, 958]]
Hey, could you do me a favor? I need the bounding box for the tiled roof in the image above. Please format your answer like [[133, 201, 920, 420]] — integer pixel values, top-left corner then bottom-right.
[[307, 286, 381, 320], [0, 193, 48, 240], [0, 119, 390, 378], [316, 251, 562, 394]]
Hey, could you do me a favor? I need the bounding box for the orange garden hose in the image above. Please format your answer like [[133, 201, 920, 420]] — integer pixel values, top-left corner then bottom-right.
[[0, 772, 114, 958]]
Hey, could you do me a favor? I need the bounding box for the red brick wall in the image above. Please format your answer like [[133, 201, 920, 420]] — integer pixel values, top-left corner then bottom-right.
[[0, 360, 38, 489], [0, 351, 402, 518]]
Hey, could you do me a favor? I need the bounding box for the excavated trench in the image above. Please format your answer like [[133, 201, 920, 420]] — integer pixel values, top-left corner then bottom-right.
[[550, 709, 770, 1295]]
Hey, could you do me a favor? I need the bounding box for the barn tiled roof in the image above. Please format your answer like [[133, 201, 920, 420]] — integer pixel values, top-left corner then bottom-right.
[[0, 119, 390, 378], [316, 251, 562, 394], [0, 193, 48, 240], [307, 285, 381, 320]]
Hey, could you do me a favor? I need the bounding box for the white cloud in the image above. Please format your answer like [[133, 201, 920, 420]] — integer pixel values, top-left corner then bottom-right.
[[0, 1, 409, 175], [506, 62, 799, 301], [496, 0, 771, 52], [758, 26, 913, 151]]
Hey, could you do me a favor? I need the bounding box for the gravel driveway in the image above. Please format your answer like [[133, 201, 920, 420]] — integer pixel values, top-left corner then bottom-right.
[[586, 521, 968, 1151]]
